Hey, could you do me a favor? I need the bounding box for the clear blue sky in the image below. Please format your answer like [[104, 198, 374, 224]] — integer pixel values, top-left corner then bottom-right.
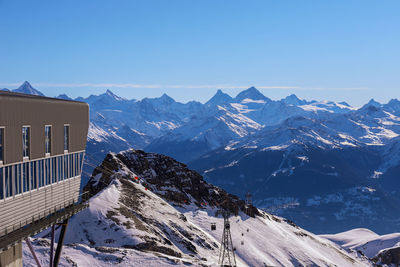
[[0, 0, 399, 106]]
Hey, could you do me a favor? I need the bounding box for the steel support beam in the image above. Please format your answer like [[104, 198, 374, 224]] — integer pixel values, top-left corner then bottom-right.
[[25, 238, 42, 267], [50, 225, 55, 267], [53, 219, 68, 267]]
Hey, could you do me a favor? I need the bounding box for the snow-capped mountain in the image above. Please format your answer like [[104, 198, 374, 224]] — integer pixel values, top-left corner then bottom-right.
[[282, 94, 308, 106], [189, 105, 400, 233], [321, 228, 400, 266], [12, 81, 45, 96], [235, 86, 271, 103], [1, 81, 45, 96], [73, 89, 203, 182], [145, 87, 361, 162], [14, 81, 400, 235], [84, 89, 205, 141], [146, 105, 262, 162], [24, 149, 372, 266], [205, 89, 234, 107], [384, 98, 400, 116], [56, 93, 73, 100], [51, 83, 363, 165]]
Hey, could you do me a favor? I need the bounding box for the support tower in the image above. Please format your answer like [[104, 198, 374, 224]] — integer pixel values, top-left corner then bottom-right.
[[218, 210, 237, 267]]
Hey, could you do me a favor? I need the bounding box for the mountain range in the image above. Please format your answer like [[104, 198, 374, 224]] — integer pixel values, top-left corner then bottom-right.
[[7, 81, 400, 234]]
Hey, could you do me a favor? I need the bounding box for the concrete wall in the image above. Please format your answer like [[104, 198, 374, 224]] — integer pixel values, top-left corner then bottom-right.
[[0, 243, 22, 267]]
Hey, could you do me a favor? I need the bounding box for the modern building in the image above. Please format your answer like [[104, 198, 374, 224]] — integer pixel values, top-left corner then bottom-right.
[[0, 91, 89, 267]]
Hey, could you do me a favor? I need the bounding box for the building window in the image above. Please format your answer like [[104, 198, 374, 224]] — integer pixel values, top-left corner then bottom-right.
[[22, 126, 30, 159], [64, 125, 69, 152], [0, 127, 4, 164], [45, 125, 52, 156]]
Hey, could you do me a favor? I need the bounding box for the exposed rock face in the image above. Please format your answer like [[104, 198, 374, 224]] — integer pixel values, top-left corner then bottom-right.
[[78, 150, 226, 265], [85, 149, 259, 217], [373, 247, 400, 266]]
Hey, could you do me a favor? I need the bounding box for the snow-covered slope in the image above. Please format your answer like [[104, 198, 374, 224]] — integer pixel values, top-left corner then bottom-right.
[[146, 105, 262, 162], [84, 90, 204, 139], [321, 228, 400, 266], [24, 149, 371, 266]]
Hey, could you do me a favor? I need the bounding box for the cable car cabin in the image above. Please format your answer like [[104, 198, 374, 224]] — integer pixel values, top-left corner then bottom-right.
[[211, 223, 216, 231], [0, 91, 89, 238]]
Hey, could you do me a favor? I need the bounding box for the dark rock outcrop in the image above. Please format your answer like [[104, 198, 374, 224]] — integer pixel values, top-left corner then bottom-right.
[[373, 246, 400, 266], [85, 149, 259, 217]]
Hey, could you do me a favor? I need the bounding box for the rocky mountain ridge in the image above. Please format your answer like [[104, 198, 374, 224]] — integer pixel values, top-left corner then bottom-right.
[[85, 149, 259, 217]]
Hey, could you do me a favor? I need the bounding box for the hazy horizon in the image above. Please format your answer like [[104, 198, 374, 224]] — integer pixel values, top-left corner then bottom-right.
[[2, 80, 393, 107]]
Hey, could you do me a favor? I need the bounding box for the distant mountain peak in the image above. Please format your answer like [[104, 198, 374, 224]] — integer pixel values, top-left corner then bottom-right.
[[387, 98, 400, 106], [160, 93, 174, 102], [57, 94, 72, 100], [367, 98, 381, 107], [235, 86, 269, 101], [282, 94, 306, 106], [13, 81, 45, 96], [206, 89, 233, 106], [104, 89, 124, 101], [20, 81, 34, 90], [360, 99, 382, 113], [384, 99, 400, 113], [105, 89, 116, 97]]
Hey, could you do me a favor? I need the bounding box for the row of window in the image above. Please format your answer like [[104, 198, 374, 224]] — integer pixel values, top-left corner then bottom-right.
[[0, 125, 70, 164], [0, 151, 84, 200]]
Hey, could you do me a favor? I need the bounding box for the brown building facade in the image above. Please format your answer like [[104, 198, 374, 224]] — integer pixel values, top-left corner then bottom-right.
[[0, 91, 89, 242]]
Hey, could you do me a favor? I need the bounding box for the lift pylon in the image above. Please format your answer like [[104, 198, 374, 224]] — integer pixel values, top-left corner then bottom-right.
[[218, 210, 237, 267], [245, 192, 253, 217]]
